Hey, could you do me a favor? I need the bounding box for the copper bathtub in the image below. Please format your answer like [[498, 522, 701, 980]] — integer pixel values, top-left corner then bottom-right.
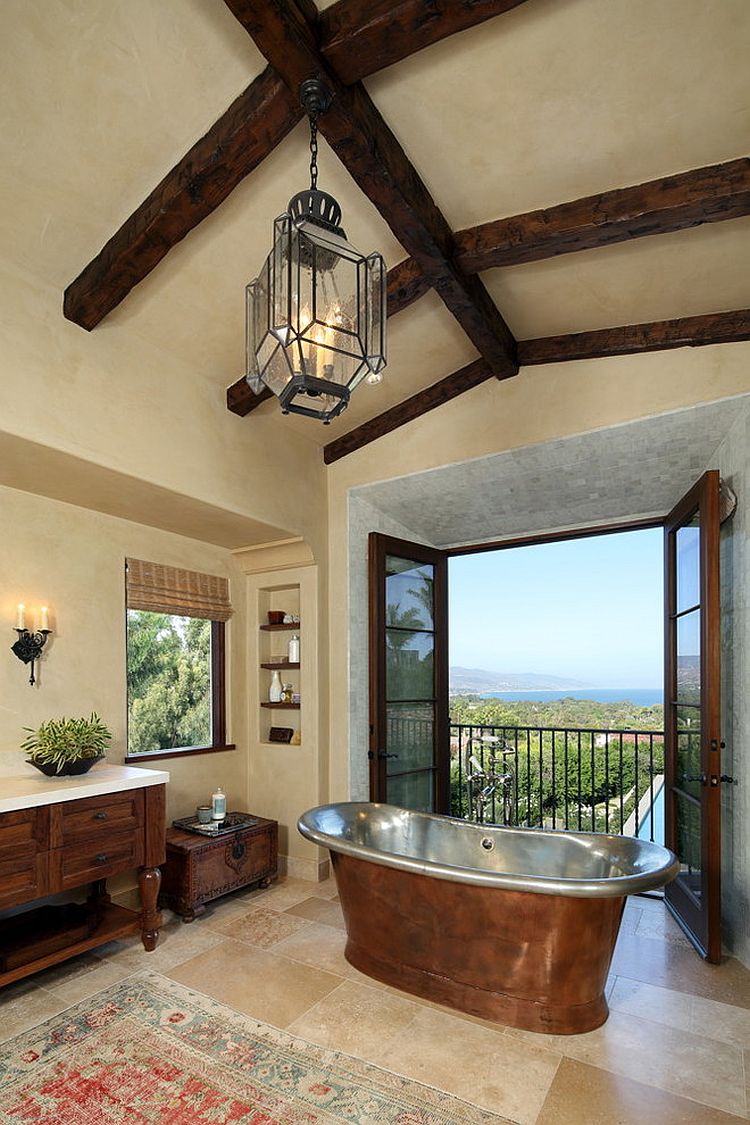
[[298, 802, 678, 1034]]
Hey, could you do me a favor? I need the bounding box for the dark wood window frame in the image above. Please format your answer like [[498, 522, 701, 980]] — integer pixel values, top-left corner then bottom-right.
[[124, 619, 235, 762]]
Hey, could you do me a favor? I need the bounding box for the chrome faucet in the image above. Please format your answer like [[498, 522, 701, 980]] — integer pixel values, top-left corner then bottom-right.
[[465, 739, 517, 825]]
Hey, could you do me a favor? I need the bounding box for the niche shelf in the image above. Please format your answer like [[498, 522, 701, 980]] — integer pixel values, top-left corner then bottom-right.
[[257, 585, 301, 745]]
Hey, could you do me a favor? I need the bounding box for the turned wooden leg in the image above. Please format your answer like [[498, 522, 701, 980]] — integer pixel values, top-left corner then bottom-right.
[[138, 866, 162, 951]]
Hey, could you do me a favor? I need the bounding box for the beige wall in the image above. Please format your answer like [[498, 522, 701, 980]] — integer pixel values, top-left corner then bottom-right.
[[326, 341, 750, 802], [0, 484, 248, 828], [242, 563, 328, 880], [0, 268, 328, 562]]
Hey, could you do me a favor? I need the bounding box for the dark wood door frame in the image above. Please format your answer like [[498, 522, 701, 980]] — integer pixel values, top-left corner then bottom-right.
[[663, 470, 722, 961], [369, 533, 449, 812]]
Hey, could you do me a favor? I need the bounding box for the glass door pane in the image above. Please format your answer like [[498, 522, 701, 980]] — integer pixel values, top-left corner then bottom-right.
[[664, 471, 721, 962]]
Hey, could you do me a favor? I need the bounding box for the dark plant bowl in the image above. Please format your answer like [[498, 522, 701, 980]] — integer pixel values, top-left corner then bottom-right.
[[26, 755, 105, 777]]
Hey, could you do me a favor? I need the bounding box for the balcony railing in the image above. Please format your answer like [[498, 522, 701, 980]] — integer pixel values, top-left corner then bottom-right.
[[450, 722, 665, 843]]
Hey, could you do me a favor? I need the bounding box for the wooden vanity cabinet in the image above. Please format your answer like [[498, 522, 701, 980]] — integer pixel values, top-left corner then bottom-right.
[[0, 783, 166, 988]]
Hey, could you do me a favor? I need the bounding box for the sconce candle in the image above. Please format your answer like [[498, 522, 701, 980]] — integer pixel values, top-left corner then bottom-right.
[[11, 606, 52, 686]]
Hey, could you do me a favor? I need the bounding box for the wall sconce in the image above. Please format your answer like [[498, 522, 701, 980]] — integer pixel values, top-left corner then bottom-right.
[[12, 604, 51, 685]]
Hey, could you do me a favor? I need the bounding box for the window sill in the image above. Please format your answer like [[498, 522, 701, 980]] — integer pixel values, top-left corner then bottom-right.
[[124, 744, 236, 763]]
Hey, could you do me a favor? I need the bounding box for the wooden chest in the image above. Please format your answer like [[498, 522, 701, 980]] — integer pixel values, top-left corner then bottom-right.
[[159, 815, 278, 921]]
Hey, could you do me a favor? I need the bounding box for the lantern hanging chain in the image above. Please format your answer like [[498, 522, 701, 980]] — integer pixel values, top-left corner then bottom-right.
[[309, 112, 319, 192]]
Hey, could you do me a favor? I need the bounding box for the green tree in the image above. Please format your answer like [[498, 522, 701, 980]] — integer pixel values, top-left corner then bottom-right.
[[127, 611, 211, 754]]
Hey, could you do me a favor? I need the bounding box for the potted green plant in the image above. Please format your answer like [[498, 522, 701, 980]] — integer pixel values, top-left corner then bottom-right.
[[22, 713, 112, 776]]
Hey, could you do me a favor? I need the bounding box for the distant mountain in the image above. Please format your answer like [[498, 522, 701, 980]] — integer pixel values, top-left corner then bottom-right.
[[450, 666, 591, 693]]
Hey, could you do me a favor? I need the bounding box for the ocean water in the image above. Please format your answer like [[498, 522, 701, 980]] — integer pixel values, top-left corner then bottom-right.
[[479, 688, 663, 706]]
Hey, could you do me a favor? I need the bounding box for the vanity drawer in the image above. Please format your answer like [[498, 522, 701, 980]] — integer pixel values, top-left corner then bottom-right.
[[61, 791, 144, 842], [59, 829, 143, 888], [0, 809, 50, 909], [0, 807, 48, 854]]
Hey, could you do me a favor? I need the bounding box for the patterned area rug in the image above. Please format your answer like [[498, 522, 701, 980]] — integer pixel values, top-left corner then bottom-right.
[[0, 972, 514, 1124]]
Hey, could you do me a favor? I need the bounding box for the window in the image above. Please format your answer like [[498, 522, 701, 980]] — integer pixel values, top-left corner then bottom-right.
[[124, 559, 232, 759]]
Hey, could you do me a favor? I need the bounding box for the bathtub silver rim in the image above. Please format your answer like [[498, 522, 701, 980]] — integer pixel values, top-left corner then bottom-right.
[[298, 802, 680, 898]]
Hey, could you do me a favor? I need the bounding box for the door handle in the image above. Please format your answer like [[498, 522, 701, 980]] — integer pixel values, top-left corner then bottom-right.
[[378, 751, 398, 759], [683, 774, 707, 784]]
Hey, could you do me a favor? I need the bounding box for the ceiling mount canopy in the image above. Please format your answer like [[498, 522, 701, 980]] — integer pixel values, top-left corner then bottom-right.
[[245, 77, 387, 424]]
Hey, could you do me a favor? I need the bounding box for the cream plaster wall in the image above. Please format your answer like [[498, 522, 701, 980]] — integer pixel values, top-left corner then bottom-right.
[[0, 267, 327, 561], [710, 401, 750, 964], [0, 483, 248, 832]]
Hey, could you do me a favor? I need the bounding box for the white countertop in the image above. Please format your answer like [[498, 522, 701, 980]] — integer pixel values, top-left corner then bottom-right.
[[0, 763, 170, 813]]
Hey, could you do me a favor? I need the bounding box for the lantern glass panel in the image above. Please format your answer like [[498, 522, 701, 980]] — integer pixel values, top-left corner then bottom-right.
[[366, 253, 387, 374], [245, 280, 262, 393], [271, 214, 293, 345]]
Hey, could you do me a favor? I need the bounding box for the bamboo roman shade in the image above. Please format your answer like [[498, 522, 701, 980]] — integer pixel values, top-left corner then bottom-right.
[[125, 558, 233, 621]]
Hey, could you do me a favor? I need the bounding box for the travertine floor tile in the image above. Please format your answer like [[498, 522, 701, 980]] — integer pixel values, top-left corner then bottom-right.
[[634, 905, 692, 946], [214, 904, 312, 948], [618, 904, 642, 935], [28, 954, 134, 1008], [536, 1057, 747, 1125], [377, 1005, 561, 1125], [102, 916, 228, 973], [240, 877, 320, 912], [165, 939, 341, 1027], [310, 876, 339, 899], [272, 920, 358, 977], [507, 1008, 746, 1116], [285, 896, 346, 930], [611, 931, 750, 1007], [608, 977, 693, 1033], [287, 978, 421, 1059], [691, 992, 750, 1049], [0, 982, 69, 1042]]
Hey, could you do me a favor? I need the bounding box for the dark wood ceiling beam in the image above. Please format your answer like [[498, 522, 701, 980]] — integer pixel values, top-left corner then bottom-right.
[[454, 157, 750, 272], [386, 157, 750, 296], [227, 381, 273, 417], [224, 0, 517, 379], [386, 256, 433, 317], [323, 308, 750, 462], [517, 309, 750, 365], [319, 0, 530, 84], [65, 1, 533, 331], [64, 67, 301, 331], [323, 359, 492, 463]]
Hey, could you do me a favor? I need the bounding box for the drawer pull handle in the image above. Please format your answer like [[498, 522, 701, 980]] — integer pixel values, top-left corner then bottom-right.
[[95, 853, 108, 864], [93, 812, 108, 820]]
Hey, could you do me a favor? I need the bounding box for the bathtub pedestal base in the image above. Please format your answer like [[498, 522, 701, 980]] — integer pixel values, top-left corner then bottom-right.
[[334, 852, 625, 1036], [344, 940, 610, 1034]]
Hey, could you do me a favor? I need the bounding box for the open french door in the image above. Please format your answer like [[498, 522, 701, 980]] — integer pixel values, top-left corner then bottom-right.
[[664, 470, 722, 961], [368, 534, 449, 812]]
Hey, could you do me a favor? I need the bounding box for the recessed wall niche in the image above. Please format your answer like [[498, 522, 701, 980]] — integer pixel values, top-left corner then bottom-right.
[[257, 582, 301, 746]]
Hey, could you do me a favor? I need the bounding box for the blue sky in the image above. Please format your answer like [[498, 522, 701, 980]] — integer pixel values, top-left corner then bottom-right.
[[448, 528, 663, 687]]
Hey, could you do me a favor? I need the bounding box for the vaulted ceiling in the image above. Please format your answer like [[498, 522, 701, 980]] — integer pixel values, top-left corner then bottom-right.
[[8, 1, 749, 461]]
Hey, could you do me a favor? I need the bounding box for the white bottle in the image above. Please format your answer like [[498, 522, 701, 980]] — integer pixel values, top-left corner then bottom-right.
[[269, 669, 283, 702], [288, 634, 300, 664], [211, 786, 226, 821]]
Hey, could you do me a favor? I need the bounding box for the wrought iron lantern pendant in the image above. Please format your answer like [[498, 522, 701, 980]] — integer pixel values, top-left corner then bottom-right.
[[245, 79, 387, 423]]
